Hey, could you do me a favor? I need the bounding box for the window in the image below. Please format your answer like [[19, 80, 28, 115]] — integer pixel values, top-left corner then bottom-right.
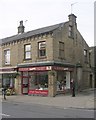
[[38, 41, 46, 57], [59, 42, 64, 58], [4, 49, 10, 65], [84, 49, 87, 57], [89, 52, 91, 67], [68, 25, 73, 38], [29, 72, 48, 90], [24, 44, 31, 59], [84, 49, 88, 63], [2, 74, 14, 88]]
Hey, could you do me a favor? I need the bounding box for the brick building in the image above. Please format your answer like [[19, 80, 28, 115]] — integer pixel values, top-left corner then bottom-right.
[[0, 14, 94, 96]]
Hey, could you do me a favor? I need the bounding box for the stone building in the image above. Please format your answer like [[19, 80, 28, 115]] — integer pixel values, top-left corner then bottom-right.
[[0, 14, 93, 96], [89, 46, 96, 88]]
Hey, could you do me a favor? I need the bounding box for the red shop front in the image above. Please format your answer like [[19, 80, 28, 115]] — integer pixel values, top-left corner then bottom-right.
[[19, 66, 73, 96], [19, 66, 52, 96]]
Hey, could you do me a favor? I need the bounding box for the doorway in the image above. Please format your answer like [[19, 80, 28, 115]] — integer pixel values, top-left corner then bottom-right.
[[21, 72, 29, 94], [90, 74, 93, 88]]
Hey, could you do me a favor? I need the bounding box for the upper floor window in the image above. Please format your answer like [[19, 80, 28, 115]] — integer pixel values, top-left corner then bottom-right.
[[84, 49, 87, 57], [4, 49, 10, 65], [68, 25, 73, 38], [24, 44, 31, 59], [84, 49, 88, 63], [59, 42, 64, 58], [38, 41, 46, 57]]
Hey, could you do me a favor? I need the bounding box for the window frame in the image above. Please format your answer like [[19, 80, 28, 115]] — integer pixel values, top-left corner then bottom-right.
[[4, 49, 10, 65], [24, 44, 31, 60], [84, 49, 88, 63], [68, 25, 73, 38], [38, 41, 46, 58], [59, 41, 64, 59], [84, 49, 87, 57]]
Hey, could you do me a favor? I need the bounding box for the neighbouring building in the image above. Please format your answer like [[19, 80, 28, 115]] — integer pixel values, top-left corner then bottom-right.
[[89, 46, 96, 88], [0, 14, 94, 96]]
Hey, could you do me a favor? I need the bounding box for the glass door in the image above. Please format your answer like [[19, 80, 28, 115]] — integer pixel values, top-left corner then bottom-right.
[[22, 72, 29, 94]]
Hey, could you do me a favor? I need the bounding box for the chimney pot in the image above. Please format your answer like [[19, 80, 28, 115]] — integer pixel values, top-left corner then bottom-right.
[[18, 20, 25, 34]]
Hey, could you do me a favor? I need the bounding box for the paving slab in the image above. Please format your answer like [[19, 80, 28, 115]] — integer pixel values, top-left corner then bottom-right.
[[1, 90, 95, 109]]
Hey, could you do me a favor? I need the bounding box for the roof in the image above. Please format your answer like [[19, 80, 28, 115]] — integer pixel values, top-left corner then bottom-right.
[[17, 60, 74, 68], [0, 22, 64, 44]]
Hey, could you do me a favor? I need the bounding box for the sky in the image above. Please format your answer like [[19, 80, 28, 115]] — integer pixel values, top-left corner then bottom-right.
[[0, 0, 94, 47]]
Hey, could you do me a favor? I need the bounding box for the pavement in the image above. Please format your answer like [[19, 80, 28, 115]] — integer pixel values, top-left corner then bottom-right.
[[0, 88, 95, 110]]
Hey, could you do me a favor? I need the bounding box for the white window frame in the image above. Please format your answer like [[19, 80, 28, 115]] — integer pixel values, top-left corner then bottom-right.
[[24, 44, 31, 59], [38, 41, 46, 57], [4, 49, 10, 65]]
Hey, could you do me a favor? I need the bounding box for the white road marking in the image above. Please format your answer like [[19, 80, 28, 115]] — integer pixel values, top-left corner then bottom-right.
[[0, 113, 10, 117], [64, 107, 94, 111]]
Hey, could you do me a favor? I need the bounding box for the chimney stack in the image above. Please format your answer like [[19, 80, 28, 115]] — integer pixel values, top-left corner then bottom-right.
[[68, 14, 77, 26], [18, 21, 25, 34]]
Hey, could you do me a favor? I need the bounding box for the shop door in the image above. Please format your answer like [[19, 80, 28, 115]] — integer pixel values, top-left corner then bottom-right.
[[90, 74, 93, 88], [22, 72, 29, 94]]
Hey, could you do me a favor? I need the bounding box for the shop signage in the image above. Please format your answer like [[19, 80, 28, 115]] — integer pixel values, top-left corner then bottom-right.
[[19, 66, 52, 71], [19, 68, 29, 71], [0, 67, 17, 73], [19, 66, 73, 71], [28, 90, 48, 96], [53, 66, 69, 71], [29, 67, 46, 71]]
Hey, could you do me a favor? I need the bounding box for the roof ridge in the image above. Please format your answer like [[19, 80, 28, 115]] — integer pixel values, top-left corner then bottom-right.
[[1, 22, 65, 44]]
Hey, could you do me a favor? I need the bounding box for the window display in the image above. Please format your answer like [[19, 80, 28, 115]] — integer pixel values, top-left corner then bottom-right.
[[29, 72, 48, 90], [2, 74, 14, 88]]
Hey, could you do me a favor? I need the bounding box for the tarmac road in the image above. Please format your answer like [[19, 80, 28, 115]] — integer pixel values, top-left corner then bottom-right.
[[2, 100, 95, 118], [0, 88, 95, 119]]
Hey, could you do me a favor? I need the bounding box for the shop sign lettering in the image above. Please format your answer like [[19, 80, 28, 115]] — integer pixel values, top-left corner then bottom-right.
[[28, 90, 48, 96], [19, 66, 73, 71], [19, 68, 29, 71], [53, 66, 69, 71]]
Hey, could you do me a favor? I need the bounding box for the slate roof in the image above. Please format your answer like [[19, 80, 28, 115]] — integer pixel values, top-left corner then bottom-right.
[[0, 22, 64, 44]]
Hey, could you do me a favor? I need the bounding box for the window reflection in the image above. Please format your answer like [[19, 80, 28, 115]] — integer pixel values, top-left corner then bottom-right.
[[29, 72, 48, 90]]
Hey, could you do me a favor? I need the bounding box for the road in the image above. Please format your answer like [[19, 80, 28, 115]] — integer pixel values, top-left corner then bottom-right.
[[1, 100, 95, 118]]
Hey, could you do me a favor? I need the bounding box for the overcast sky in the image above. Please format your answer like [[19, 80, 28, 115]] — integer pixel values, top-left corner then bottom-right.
[[0, 0, 94, 46]]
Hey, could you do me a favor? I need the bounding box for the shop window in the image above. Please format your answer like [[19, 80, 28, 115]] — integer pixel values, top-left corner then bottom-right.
[[4, 49, 10, 65], [38, 41, 46, 58], [2, 74, 14, 88], [59, 42, 64, 59], [24, 44, 31, 60], [29, 72, 48, 90], [56, 71, 71, 92]]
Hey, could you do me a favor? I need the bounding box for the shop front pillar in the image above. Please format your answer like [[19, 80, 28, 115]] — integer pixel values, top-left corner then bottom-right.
[[48, 70, 57, 97], [76, 65, 82, 91], [14, 77, 18, 94], [14, 75, 22, 95]]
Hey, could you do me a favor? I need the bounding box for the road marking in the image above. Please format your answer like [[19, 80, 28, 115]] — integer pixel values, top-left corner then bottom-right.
[[64, 107, 94, 111], [0, 113, 10, 117]]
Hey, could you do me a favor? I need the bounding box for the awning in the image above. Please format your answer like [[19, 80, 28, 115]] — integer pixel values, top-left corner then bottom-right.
[[0, 71, 17, 74], [0, 66, 17, 74]]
